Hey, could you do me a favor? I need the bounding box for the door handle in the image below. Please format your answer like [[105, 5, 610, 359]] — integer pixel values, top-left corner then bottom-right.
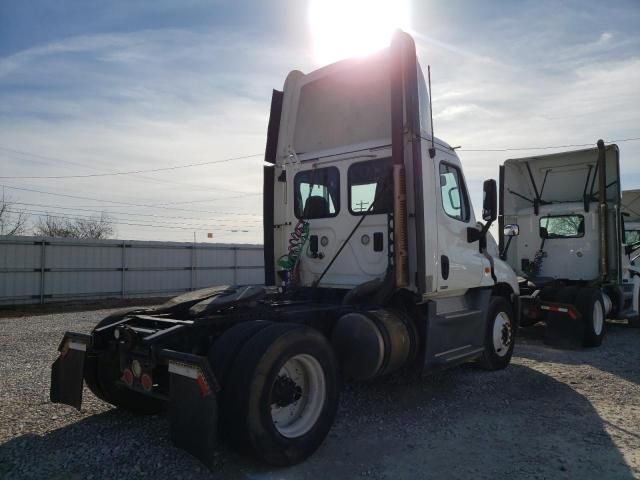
[[441, 255, 450, 280]]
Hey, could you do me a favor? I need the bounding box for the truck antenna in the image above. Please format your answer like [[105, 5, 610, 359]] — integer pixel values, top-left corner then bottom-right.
[[428, 65, 436, 159]]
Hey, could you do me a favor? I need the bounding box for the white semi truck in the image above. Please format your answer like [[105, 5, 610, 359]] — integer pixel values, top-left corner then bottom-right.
[[50, 32, 520, 467], [499, 143, 640, 342], [622, 189, 640, 245]]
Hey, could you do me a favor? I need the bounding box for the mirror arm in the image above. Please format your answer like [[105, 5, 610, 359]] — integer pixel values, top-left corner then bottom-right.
[[500, 235, 513, 260]]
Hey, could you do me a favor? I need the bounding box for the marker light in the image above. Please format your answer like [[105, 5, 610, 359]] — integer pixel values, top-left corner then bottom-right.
[[141, 373, 153, 392], [122, 369, 134, 386], [131, 359, 142, 378]]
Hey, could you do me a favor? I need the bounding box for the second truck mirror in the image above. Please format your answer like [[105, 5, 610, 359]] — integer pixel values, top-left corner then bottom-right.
[[504, 224, 519, 237], [482, 179, 497, 223]]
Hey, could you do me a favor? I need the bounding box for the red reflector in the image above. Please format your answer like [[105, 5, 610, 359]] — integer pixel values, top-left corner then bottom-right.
[[568, 309, 577, 320], [122, 369, 134, 386], [196, 374, 210, 397], [141, 373, 153, 392]]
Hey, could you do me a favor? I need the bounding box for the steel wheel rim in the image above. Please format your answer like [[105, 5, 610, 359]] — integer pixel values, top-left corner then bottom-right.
[[492, 312, 512, 357], [270, 353, 326, 438], [592, 301, 604, 335]]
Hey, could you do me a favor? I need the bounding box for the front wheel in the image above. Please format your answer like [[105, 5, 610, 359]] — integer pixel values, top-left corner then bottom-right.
[[477, 297, 516, 370], [223, 323, 339, 466]]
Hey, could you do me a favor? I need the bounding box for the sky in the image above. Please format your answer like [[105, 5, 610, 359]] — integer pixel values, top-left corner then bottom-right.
[[0, 0, 639, 244]]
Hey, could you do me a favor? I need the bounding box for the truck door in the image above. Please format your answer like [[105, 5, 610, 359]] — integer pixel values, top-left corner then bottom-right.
[[435, 160, 486, 293]]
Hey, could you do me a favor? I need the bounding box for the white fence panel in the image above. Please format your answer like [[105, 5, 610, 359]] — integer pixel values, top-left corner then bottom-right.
[[0, 236, 265, 306]]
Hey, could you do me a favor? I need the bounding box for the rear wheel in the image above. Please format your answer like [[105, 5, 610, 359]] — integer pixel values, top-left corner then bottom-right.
[[223, 323, 339, 466], [477, 297, 515, 370], [207, 320, 272, 387], [577, 288, 606, 347]]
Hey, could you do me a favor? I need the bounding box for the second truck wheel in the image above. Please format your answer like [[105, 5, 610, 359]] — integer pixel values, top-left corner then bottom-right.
[[223, 323, 339, 466], [577, 288, 606, 347]]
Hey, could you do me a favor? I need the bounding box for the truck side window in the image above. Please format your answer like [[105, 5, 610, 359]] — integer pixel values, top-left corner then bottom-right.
[[294, 167, 340, 219], [539, 215, 585, 238], [439, 163, 469, 222], [348, 158, 393, 215]]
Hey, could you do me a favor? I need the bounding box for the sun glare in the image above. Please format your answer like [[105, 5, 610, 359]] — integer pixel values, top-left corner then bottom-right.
[[308, 0, 411, 65]]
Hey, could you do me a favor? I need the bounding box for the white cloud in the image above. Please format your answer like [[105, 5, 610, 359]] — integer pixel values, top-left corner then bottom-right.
[[598, 32, 613, 44], [0, 29, 314, 242]]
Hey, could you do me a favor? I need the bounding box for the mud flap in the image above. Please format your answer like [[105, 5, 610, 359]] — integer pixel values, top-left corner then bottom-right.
[[541, 302, 583, 348], [50, 332, 91, 410], [160, 349, 220, 468]]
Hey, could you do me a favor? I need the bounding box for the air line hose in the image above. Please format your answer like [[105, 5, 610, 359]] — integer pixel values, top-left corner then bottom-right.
[[277, 219, 310, 271]]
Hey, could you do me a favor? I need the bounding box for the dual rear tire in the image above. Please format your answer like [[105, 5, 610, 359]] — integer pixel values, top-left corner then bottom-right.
[[213, 321, 340, 466]]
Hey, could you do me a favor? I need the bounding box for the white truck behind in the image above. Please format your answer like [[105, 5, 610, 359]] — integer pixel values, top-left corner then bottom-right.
[[499, 142, 640, 343]]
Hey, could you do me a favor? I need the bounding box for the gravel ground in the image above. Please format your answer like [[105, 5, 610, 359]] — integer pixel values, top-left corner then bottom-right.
[[0, 307, 639, 480]]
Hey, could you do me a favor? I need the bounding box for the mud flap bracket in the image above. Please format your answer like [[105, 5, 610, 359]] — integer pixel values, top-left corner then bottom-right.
[[50, 332, 91, 410], [160, 349, 220, 468]]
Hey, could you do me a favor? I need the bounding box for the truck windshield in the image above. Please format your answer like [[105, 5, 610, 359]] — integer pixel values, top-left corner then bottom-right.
[[348, 158, 392, 215], [626, 230, 640, 244], [539, 215, 584, 239], [294, 167, 340, 219]]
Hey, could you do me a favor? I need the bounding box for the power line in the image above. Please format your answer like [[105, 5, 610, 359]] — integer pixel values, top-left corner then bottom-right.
[[9, 201, 262, 224], [0, 146, 264, 179], [13, 206, 260, 230], [63, 203, 263, 217], [0, 147, 261, 196], [457, 137, 640, 152], [0, 147, 259, 196], [1, 184, 263, 216], [8, 209, 260, 233], [2, 136, 639, 182], [150, 192, 261, 206]]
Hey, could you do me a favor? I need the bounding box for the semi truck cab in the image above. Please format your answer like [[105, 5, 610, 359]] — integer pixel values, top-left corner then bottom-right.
[[51, 31, 520, 468]]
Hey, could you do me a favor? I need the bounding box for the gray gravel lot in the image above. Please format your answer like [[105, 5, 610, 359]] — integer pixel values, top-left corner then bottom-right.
[[1, 307, 639, 479]]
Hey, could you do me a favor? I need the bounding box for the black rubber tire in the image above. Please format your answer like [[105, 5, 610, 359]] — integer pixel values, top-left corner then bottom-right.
[[477, 297, 516, 370], [577, 288, 606, 347], [223, 323, 339, 466], [207, 320, 272, 388]]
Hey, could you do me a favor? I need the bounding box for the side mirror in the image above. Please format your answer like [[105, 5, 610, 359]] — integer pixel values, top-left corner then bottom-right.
[[504, 224, 519, 237], [482, 179, 497, 223]]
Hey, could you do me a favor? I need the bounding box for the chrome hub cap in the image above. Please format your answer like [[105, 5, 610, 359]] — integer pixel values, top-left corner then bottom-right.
[[492, 312, 512, 357], [592, 301, 604, 335], [270, 354, 326, 438]]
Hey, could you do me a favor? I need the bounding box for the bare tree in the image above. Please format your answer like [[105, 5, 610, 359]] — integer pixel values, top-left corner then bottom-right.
[[33, 212, 114, 239], [0, 196, 28, 236]]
